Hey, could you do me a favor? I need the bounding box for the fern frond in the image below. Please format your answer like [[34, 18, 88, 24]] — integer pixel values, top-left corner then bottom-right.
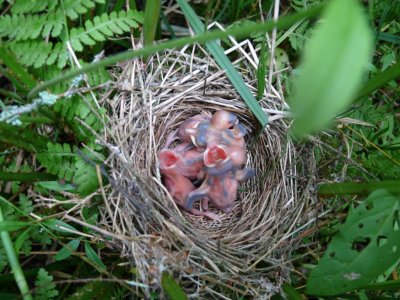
[[41, 11, 64, 38], [291, 0, 322, 11], [288, 20, 310, 51], [69, 10, 143, 51], [34, 268, 59, 300], [63, 0, 106, 20], [74, 155, 100, 196], [10, 41, 68, 68], [11, 0, 54, 14], [37, 143, 76, 181], [0, 12, 63, 41], [54, 94, 104, 142]]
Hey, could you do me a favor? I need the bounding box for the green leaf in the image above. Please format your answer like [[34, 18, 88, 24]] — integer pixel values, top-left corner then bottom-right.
[[84, 242, 106, 270], [14, 227, 32, 255], [362, 279, 400, 291], [143, 0, 161, 46], [54, 239, 80, 261], [0, 46, 36, 89], [306, 190, 400, 296], [356, 61, 400, 100], [36, 181, 77, 192], [44, 219, 78, 234], [318, 180, 400, 196], [73, 156, 100, 196], [34, 268, 59, 300], [256, 37, 267, 100], [0, 221, 28, 232], [161, 272, 188, 300], [378, 32, 400, 45], [177, 0, 268, 128], [290, 0, 373, 137]]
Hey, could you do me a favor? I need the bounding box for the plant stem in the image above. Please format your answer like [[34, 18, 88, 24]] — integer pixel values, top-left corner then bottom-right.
[[0, 172, 56, 182], [27, 4, 324, 100], [0, 207, 33, 300], [318, 180, 400, 196]]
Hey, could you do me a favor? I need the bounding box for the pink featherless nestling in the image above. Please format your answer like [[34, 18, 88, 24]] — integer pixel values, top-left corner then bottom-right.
[[159, 110, 254, 220], [159, 150, 221, 221]]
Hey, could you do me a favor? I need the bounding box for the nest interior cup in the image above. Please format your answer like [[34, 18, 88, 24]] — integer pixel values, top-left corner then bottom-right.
[[106, 42, 316, 297]]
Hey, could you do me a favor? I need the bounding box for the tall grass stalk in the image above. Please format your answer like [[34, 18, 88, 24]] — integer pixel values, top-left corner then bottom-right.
[[0, 207, 33, 300]]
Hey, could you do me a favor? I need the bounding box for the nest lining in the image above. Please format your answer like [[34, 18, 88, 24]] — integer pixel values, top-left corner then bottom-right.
[[101, 40, 316, 297]]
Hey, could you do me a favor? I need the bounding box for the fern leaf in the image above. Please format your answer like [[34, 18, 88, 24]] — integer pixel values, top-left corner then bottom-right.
[[11, 0, 52, 14], [37, 143, 76, 181], [41, 11, 63, 38], [73, 156, 100, 196], [63, 0, 106, 20], [288, 20, 310, 51], [69, 10, 143, 52], [10, 41, 68, 69], [34, 268, 59, 300], [0, 13, 56, 41], [18, 194, 33, 215]]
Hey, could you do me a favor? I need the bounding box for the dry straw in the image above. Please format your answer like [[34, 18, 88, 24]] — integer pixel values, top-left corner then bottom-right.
[[97, 35, 316, 298]]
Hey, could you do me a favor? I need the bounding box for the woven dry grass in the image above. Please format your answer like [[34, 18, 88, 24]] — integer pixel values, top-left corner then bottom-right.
[[98, 36, 317, 298]]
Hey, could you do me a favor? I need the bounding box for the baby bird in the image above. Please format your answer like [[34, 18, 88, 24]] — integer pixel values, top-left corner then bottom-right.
[[203, 143, 247, 177], [177, 113, 211, 144], [185, 168, 255, 211], [184, 110, 239, 148], [159, 150, 220, 221]]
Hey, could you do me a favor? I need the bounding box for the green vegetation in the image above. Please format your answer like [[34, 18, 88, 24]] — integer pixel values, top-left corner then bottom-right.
[[0, 0, 399, 298]]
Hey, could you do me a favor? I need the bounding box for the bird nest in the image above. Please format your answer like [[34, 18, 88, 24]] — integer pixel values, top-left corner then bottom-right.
[[102, 39, 317, 297]]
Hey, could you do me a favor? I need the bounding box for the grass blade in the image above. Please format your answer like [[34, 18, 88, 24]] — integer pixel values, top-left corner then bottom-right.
[[0, 221, 29, 232], [0, 207, 32, 300], [143, 0, 161, 46], [177, 0, 268, 127], [362, 279, 400, 291], [290, 0, 373, 137], [257, 37, 267, 100], [27, 5, 324, 100], [356, 61, 400, 100], [0, 172, 56, 182], [377, 32, 400, 45], [0, 46, 36, 90], [318, 180, 400, 196], [161, 272, 188, 300]]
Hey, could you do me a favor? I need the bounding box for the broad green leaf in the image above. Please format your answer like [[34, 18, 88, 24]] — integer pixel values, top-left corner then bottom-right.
[[54, 239, 80, 261], [161, 272, 188, 300], [290, 0, 373, 137], [306, 190, 400, 296], [0, 221, 28, 232], [177, 0, 268, 128], [84, 242, 106, 270]]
